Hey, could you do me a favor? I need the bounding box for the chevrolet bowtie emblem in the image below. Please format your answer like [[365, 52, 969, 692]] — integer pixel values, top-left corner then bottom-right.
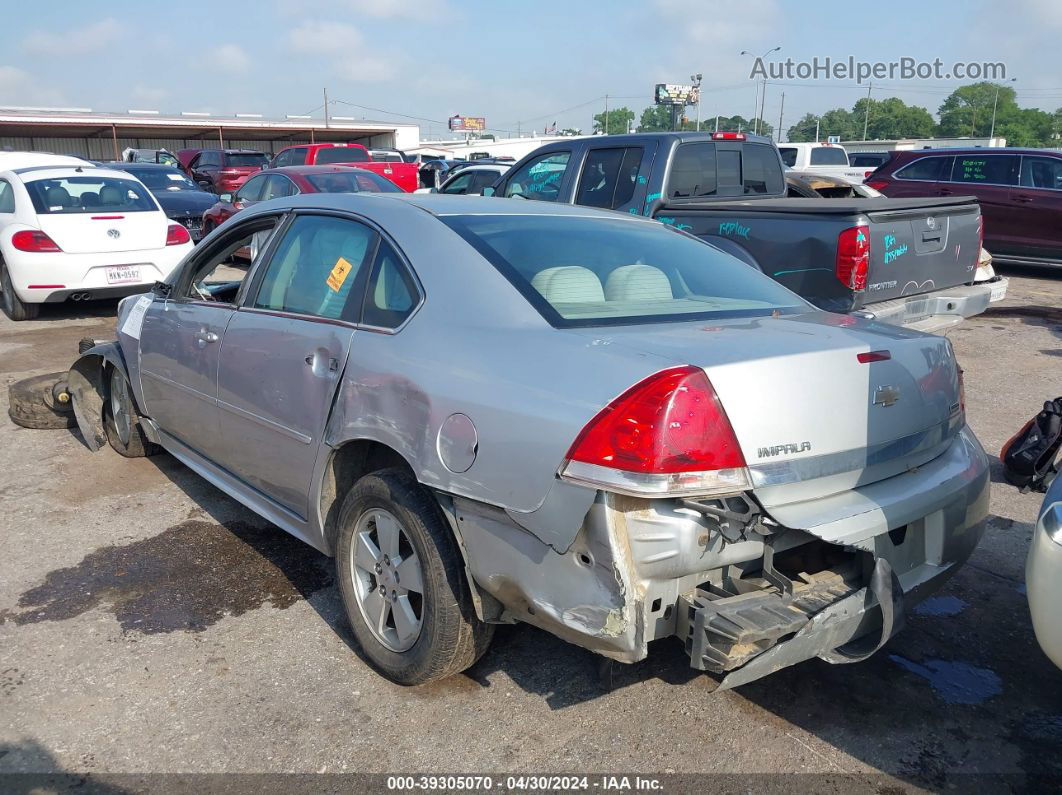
[[874, 385, 900, 407]]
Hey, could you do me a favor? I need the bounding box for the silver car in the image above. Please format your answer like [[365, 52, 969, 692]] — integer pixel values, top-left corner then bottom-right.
[[1027, 475, 1062, 669], [68, 194, 990, 688]]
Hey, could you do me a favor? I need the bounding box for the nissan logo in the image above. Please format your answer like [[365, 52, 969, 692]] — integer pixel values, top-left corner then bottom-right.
[[107, 229, 121, 239]]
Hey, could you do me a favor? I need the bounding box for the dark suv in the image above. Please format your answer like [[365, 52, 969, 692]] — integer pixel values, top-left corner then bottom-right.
[[867, 148, 1062, 265], [184, 148, 269, 194]]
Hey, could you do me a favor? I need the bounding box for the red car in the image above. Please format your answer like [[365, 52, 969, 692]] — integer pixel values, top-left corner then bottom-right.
[[201, 165, 401, 234], [866, 148, 1062, 265], [180, 148, 270, 195], [269, 143, 420, 192]]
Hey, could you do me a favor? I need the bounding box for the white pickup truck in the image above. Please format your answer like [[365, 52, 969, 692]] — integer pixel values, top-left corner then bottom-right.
[[778, 142, 872, 186]]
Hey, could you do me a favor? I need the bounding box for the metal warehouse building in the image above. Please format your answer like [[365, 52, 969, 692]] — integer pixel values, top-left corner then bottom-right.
[[0, 107, 420, 160]]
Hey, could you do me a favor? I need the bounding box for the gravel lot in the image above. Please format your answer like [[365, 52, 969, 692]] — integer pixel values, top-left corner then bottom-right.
[[1, 270, 1061, 791]]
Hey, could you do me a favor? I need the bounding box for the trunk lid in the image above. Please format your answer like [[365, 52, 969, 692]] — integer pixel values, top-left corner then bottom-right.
[[36, 210, 169, 254], [567, 312, 962, 508]]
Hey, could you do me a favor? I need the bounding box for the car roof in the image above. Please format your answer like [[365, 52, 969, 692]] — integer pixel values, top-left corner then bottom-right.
[[267, 165, 375, 176], [897, 147, 1057, 157]]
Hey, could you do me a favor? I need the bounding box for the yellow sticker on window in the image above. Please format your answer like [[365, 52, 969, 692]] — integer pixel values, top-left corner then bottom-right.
[[326, 256, 353, 293]]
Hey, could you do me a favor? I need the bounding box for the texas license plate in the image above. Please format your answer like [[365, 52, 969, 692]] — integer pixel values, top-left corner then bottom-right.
[[990, 283, 1007, 302], [106, 265, 141, 285]]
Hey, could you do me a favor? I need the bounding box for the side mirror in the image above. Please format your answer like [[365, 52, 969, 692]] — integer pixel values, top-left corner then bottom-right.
[[219, 193, 233, 203], [481, 186, 496, 197]]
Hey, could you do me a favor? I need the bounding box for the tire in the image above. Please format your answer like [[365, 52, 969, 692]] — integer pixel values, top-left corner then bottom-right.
[[103, 365, 160, 457], [0, 259, 40, 322], [335, 468, 493, 685], [7, 372, 75, 430]]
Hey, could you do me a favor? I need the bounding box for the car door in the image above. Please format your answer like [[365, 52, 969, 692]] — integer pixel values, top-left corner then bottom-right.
[[946, 154, 1020, 253], [573, 146, 651, 213], [499, 150, 573, 202], [214, 213, 378, 517], [138, 214, 281, 462], [1011, 155, 1062, 258], [192, 151, 220, 190]]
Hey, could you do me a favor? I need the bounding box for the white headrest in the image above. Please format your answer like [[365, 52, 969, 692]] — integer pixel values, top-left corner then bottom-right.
[[604, 264, 673, 301], [531, 266, 604, 304]]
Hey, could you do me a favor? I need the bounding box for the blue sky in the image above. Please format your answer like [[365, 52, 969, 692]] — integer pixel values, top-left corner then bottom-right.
[[1, 0, 1060, 139]]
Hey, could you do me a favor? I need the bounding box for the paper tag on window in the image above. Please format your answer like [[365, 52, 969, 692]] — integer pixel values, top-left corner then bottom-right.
[[326, 256, 353, 292]]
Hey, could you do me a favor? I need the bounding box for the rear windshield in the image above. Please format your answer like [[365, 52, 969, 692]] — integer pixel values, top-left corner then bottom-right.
[[441, 214, 808, 328], [25, 176, 157, 214], [305, 171, 402, 193], [226, 153, 269, 168], [809, 147, 848, 166], [370, 151, 404, 162], [123, 167, 199, 191], [778, 148, 797, 167], [315, 147, 370, 164]]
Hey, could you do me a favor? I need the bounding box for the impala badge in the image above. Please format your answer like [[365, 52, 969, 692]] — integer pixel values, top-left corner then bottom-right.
[[107, 228, 120, 239], [874, 385, 901, 408]]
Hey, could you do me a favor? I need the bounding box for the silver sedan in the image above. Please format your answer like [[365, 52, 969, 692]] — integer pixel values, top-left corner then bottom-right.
[[68, 193, 990, 687]]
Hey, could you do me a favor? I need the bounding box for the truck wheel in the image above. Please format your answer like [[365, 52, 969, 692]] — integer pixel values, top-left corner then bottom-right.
[[7, 372, 75, 430], [103, 366, 160, 457], [0, 260, 40, 321], [335, 468, 493, 685]]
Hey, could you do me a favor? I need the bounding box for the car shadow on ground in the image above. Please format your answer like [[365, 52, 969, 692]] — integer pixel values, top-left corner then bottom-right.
[[31, 300, 119, 323], [0, 737, 131, 792]]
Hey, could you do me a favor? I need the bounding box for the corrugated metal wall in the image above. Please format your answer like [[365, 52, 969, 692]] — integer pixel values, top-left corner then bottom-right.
[[0, 132, 395, 159]]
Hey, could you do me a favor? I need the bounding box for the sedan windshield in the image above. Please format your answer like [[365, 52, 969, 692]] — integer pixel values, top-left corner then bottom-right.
[[123, 167, 200, 192], [305, 171, 401, 193], [442, 214, 809, 327], [25, 176, 158, 214]]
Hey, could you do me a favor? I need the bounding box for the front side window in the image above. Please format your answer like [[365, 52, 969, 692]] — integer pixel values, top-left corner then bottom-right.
[[254, 215, 376, 320], [576, 147, 643, 209], [441, 172, 475, 194], [503, 152, 570, 201], [809, 147, 848, 166], [24, 176, 157, 214], [234, 175, 267, 203], [951, 155, 1019, 185], [468, 170, 502, 195], [182, 218, 280, 304], [896, 156, 953, 182], [1019, 156, 1062, 190], [315, 147, 370, 164], [443, 214, 808, 328]]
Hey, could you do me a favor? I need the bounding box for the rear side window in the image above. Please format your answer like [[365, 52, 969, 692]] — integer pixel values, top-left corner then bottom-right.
[[575, 147, 643, 209], [667, 143, 717, 199], [778, 148, 797, 167], [1019, 156, 1062, 190], [315, 147, 369, 164], [362, 240, 418, 328], [0, 180, 13, 213], [288, 148, 308, 166], [951, 155, 1019, 186], [809, 147, 848, 166], [235, 175, 267, 203], [254, 214, 376, 320], [741, 144, 783, 195], [24, 176, 157, 214], [260, 175, 297, 201], [896, 156, 954, 182]]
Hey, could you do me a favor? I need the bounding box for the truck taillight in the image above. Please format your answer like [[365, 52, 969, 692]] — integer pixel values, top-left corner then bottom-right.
[[560, 366, 750, 497], [836, 225, 870, 291], [12, 230, 61, 252], [166, 223, 191, 246]]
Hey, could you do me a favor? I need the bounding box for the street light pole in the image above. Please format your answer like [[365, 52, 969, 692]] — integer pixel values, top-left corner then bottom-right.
[[990, 78, 1017, 140], [741, 46, 780, 134], [691, 73, 703, 131]]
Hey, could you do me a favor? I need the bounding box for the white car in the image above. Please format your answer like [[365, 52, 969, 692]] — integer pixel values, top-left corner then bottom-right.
[[777, 142, 871, 186], [1027, 474, 1062, 670], [0, 163, 193, 320], [414, 163, 511, 195]]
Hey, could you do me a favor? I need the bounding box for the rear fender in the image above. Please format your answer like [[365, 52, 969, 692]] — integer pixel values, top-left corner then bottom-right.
[[67, 342, 134, 452]]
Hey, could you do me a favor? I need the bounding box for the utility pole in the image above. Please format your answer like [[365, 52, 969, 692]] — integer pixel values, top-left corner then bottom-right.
[[862, 82, 872, 141], [815, 117, 820, 141], [990, 78, 1017, 140], [776, 92, 785, 142], [603, 94, 609, 135], [323, 87, 329, 127], [715, 115, 719, 132], [691, 73, 703, 131], [741, 46, 780, 135]]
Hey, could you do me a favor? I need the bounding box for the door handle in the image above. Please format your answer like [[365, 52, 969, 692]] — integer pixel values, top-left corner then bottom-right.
[[1015, 195, 1034, 203], [194, 330, 219, 347], [305, 354, 340, 374]]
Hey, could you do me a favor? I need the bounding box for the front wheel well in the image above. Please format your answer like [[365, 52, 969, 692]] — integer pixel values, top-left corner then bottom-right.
[[320, 440, 416, 555]]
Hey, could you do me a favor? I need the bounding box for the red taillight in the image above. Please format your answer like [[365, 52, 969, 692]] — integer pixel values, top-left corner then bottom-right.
[[561, 366, 750, 497], [857, 350, 891, 363], [711, 132, 746, 141], [864, 170, 874, 178], [166, 223, 191, 246], [864, 179, 888, 191], [836, 225, 870, 291], [12, 230, 61, 252]]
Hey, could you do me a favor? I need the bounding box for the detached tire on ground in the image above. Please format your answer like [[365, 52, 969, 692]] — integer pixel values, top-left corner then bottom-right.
[[103, 365, 160, 457], [336, 468, 494, 685], [8, 372, 75, 430]]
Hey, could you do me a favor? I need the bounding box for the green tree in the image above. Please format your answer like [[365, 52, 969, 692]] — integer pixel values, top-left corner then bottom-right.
[[787, 112, 819, 142], [938, 82, 1016, 138], [852, 97, 935, 140], [593, 106, 634, 135]]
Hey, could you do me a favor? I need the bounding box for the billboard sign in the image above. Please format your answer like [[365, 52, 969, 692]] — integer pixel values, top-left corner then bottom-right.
[[448, 115, 486, 132], [654, 83, 700, 106]]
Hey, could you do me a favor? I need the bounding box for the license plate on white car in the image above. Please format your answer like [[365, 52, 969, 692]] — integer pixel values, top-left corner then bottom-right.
[[106, 265, 141, 285]]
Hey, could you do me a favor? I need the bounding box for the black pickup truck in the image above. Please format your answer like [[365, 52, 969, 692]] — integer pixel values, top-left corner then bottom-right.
[[484, 132, 1006, 331]]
